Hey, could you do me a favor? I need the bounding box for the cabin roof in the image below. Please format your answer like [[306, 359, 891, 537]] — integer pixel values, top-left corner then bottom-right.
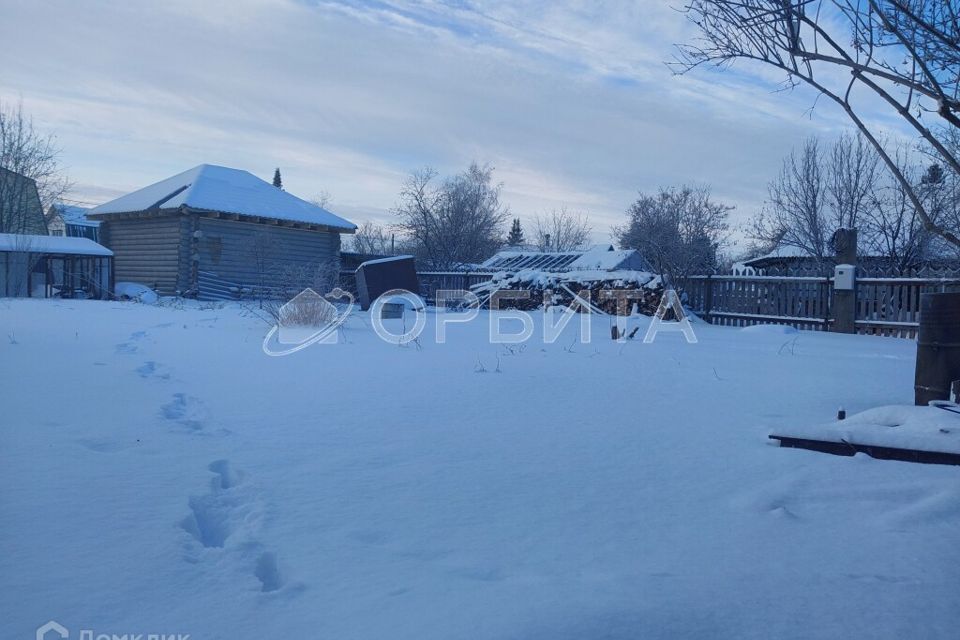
[[52, 204, 99, 228], [88, 164, 356, 232]]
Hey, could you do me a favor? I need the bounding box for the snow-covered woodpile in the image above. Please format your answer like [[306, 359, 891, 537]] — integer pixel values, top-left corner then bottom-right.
[[471, 269, 663, 315]]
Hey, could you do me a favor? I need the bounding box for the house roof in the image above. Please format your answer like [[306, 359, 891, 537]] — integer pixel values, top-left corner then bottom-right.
[[88, 164, 356, 232], [52, 204, 99, 228], [742, 245, 812, 266], [0, 233, 113, 256], [0, 167, 47, 235]]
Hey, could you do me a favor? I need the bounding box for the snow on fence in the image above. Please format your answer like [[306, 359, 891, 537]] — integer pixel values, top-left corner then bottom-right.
[[685, 274, 960, 338]]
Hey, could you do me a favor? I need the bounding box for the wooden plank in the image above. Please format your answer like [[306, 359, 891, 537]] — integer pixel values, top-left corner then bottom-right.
[[770, 435, 960, 466]]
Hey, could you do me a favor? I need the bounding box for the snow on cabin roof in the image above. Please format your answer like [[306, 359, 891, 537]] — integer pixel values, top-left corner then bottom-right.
[[88, 164, 357, 231], [0, 233, 113, 256]]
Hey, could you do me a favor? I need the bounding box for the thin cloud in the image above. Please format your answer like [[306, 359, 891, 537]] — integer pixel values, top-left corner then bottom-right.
[[0, 0, 874, 244]]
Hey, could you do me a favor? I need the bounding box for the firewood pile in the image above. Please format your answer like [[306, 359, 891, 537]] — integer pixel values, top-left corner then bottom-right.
[[470, 269, 665, 316]]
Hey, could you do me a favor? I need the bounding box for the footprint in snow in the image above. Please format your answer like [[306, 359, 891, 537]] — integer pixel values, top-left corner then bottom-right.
[[179, 460, 287, 593], [255, 551, 284, 593], [180, 460, 249, 548], [161, 393, 208, 431], [137, 360, 171, 380]]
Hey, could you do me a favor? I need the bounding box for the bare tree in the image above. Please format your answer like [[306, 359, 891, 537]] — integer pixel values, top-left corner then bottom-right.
[[932, 128, 960, 243], [0, 100, 71, 234], [349, 220, 394, 255], [533, 207, 592, 251], [310, 190, 332, 209], [615, 185, 731, 286], [393, 162, 508, 269], [861, 145, 936, 273], [243, 229, 342, 322], [828, 131, 882, 232], [752, 132, 948, 272], [675, 0, 960, 249], [754, 137, 831, 263]]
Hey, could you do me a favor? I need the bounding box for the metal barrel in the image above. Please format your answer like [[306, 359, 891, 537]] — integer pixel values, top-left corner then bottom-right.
[[915, 292, 960, 405]]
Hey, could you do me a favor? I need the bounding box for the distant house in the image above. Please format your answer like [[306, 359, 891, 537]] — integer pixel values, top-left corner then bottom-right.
[[88, 164, 357, 298], [47, 204, 100, 241], [0, 233, 113, 299], [0, 167, 48, 235], [482, 245, 653, 273], [740, 243, 960, 276]]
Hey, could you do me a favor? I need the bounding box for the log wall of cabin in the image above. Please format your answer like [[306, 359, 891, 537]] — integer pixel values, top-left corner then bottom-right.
[[99, 214, 189, 295], [195, 217, 341, 292]]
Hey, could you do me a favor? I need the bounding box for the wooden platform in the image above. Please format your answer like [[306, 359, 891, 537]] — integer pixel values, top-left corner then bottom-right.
[[769, 434, 960, 466]]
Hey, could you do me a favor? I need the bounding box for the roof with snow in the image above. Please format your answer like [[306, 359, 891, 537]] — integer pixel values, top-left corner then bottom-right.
[[741, 243, 960, 267], [0, 233, 113, 256], [742, 245, 813, 266], [51, 204, 99, 228], [88, 164, 356, 232], [482, 245, 652, 272], [358, 254, 415, 268]]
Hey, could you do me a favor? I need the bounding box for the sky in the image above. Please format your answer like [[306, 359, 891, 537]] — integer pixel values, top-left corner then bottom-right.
[[1, 0, 868, 248]]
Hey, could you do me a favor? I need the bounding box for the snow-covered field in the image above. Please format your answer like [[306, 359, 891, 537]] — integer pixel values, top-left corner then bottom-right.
[[1, 298, 958, 639]]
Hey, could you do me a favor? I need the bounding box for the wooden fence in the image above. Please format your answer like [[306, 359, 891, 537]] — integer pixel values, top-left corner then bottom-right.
[[417, 271, 496, 302], [339, 270, 496, 303], [685, 275, 832, 332], [855, 278, 960, 337], [686, 274, 960, 338]]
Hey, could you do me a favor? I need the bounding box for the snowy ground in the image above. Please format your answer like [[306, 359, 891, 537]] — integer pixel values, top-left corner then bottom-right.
[[1, 298, 958, 640]]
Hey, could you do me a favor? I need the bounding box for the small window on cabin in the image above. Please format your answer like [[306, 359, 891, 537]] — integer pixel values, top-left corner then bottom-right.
[[206, 236, 222, 264]]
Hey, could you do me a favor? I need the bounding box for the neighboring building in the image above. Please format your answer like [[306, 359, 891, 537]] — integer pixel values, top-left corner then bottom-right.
[[481, 244, 653, 273], [740, 243, 960, 277], [88, 164, 357, 298], [0, 233, 113, 299], [47, 204, 101, 241], [0, 167, 48, 235]]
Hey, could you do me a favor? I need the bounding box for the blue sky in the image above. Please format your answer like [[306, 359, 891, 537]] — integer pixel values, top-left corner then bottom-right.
[[1, 0, 866, 246]]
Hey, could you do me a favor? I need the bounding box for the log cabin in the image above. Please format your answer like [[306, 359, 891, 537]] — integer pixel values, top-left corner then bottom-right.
[[88, 164, 356, 298]]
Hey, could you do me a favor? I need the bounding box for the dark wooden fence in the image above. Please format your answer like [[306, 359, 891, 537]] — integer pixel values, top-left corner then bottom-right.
[[855, 277, 960, 337], [417, 271, 496, 303], [686, 274, 960, 338], [685, 275, 832, 331], [339, 270, 496, 303]]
